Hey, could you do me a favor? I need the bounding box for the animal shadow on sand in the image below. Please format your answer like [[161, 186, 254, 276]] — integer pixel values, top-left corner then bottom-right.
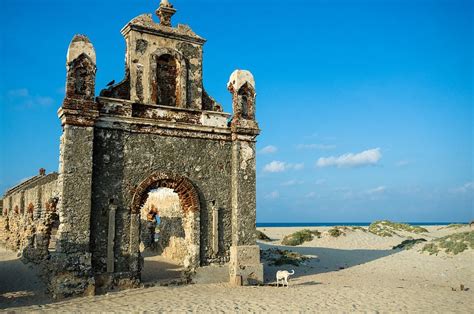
[[258, 242, 399, 285]]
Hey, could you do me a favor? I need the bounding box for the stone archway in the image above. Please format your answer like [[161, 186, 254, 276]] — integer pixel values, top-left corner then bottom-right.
[[130, 172, 200, 271]]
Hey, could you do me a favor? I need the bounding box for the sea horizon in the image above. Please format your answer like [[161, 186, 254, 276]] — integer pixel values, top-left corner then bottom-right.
[[256, 222, 467, 227]]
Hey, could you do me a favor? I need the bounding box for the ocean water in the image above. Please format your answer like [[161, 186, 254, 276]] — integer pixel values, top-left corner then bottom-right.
[[256, 222, 463, 227]]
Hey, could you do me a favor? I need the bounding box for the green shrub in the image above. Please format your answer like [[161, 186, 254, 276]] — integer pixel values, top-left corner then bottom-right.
[[351, 226, 367, 232], [422, 243, 440, 255], [445, 224, 467, 229], [261, 248, 308, 266], [256, 230, 271, 241], [369, 220, 428, 237], [392, 238, 427, 250], [310, 230, 322, 238], [422, 231, 474, 255], [281, 229, 316, 246], [328, 227, 345, 237]]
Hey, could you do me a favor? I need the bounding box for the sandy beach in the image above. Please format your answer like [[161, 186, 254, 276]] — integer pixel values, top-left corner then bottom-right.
[[1, 225, 473, 312]]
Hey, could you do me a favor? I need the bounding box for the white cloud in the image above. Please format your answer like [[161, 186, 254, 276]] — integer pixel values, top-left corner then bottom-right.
[[259, 145, 277, 154], [366, 186, 386, 195], [292, 163, 304, 170], [8, 88, 29, 97], [7, 88, 54, 108], [263, 161, 304, 173], [396, 160, 411, 167], [297, 143, 336, 150], [263, 161, 286, 173], [281, 179, 304, 186], [305, 192, 317, 198], [451, 182, 474, 194], [265, 190, 280, 199], [316, 148, 382, 168]]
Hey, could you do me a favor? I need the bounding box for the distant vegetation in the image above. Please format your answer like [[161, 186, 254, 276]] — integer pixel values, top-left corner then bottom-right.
[[261, 248, 308, 266], [328, 226, 347, 237], [445, 224, 467, 229], [351, 226, 368, 232], [368, 220, 428, 237], [281, 229, 320, 246], [392, 238, 427, 250], [256, 230, 271, 241], [422, 231, 474, 255]]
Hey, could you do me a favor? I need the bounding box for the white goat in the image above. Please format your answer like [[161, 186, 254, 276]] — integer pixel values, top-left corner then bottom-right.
[[276, 269, 295, 288]]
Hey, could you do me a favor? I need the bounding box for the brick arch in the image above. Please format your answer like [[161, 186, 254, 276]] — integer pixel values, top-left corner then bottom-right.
[[129, 172, 201, 270], [131, 172, 200, 214]]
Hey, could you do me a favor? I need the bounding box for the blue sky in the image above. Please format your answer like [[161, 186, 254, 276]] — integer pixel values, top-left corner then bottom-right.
[[0, 0, 472, 222]]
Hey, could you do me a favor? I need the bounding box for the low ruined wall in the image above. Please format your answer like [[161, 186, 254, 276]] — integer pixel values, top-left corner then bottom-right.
[[0, 173, 59, 259]]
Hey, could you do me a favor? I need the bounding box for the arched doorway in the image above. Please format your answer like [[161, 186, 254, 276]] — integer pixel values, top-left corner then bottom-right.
[[130, 172, 200, 283], [139, 188, 186, 282]]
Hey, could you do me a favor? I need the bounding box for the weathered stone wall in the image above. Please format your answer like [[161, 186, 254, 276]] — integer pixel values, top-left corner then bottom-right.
[[89, 128, 233, 278], [0, 173, 59, 255]]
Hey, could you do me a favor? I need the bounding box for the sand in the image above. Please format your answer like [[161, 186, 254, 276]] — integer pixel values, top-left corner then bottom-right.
[[1, 225, 473, 312]]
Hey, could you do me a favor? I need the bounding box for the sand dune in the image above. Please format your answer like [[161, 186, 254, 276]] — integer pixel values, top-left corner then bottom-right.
[[1, 225, 473, 312]]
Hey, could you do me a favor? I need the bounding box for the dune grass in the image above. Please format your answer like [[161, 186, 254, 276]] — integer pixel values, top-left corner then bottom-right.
[[351, 226, 368, 232], [422, 231, 474, 255], [281, 229, 321, 246], [328, 227, 347, 237], [368, 220, 428, 237], [445, 224, 468, 229], [256, 230, 272, 241], [392, 238, 427, 250], [261, 248, 308, 266]]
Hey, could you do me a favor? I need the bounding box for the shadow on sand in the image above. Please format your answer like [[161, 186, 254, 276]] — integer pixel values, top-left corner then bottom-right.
[[259, 242, 400, 284], [141, 250, 184, 284], [0, 253, 52, 309]]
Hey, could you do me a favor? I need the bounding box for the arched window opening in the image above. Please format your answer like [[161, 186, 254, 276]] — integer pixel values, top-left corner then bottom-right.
[[237, 83, 255, 120], [156, 54, 179, 107]]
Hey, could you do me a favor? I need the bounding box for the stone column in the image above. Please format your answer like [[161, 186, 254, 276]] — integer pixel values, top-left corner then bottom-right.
[[211, 203, 220, 256], [107, 204, 117, 273], [228, 70, 263, 285], [51, 34, 99, 299]]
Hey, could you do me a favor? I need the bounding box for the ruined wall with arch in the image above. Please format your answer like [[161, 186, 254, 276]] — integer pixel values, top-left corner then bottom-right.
[[2, 2, 263, 300]]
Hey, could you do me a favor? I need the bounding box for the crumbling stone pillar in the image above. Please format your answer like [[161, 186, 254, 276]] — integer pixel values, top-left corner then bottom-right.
[[53, 34, 99, 299], [228, 70, 263, 285]]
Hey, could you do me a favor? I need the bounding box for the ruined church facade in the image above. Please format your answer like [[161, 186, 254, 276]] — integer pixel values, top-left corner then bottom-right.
[[1, 1, 262, 298]]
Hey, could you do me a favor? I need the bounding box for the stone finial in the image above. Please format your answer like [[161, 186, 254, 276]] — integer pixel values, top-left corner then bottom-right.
[[228, 70, 256, 121], [64, 34, 97, 102], [156, 0, 176, 27], [227, 70, 255, 93], [66, 34, 96, 65]]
